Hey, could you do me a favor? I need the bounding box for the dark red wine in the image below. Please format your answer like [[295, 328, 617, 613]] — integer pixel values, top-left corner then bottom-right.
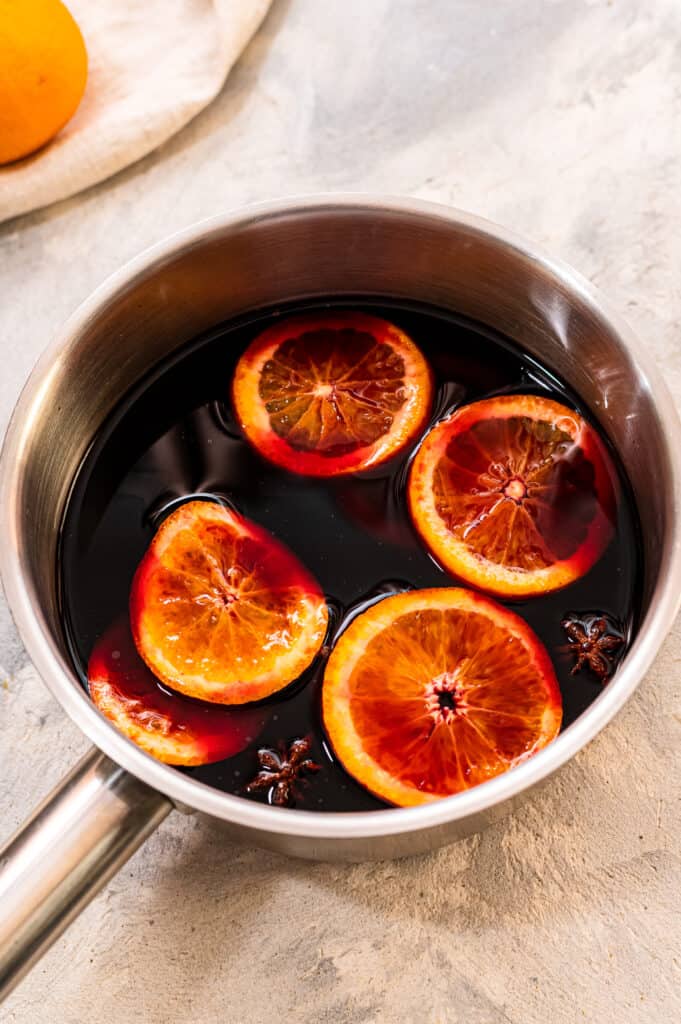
[[58, 299, 642, 812]]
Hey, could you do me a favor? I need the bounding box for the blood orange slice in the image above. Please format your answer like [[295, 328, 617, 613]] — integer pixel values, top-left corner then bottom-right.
[[130, 501, 328, 704], [408, 395, 617, 597], [88, 620, 265, 765], [231, 312, 433, 476], [322, 588, 562, 806]]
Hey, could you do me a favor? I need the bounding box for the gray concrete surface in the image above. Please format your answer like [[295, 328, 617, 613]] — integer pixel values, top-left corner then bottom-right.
[[1, 1, 681, 1021]]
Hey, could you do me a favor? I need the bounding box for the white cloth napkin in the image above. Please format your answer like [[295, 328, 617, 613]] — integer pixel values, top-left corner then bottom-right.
[[0, 0, 272, 224]]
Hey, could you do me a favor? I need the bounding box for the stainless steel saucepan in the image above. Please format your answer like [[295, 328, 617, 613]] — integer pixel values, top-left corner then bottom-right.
[[1, 196, 679, 1001]]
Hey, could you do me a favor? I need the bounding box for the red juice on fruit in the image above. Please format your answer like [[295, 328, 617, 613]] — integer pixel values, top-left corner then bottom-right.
[[59, 299, 641, 811]]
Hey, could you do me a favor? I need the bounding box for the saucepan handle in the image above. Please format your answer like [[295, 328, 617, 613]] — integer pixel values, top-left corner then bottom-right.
[[0, 747, 172, 1002]]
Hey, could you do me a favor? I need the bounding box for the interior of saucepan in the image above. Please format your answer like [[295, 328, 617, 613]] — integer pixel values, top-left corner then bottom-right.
[[5, 201, 677, 825]]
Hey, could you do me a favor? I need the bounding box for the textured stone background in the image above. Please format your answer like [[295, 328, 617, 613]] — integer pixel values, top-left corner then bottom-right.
[[2, 2, 681, 1021]]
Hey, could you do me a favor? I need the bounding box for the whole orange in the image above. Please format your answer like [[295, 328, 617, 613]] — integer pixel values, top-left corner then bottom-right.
[[0, 0, 87, 164]]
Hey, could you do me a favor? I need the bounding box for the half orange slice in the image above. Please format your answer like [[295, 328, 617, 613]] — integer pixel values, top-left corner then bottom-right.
[[232, 312, 433, 476], [322, 588, 562, 806], [130, 501, 328, 704], [89, 620, 265, 765], [408, 395, 617, 597]]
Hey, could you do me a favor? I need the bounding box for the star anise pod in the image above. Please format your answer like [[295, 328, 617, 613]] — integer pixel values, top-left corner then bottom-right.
[[561, 613, 625, 683], [245, 736, 320, 807]]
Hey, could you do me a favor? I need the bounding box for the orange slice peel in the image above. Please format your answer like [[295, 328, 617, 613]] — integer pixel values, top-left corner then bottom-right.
[[408, 394, 617, 597], [130, 501, 328, 704], [88, 620, 265, 766], [232, 312, 433, 476], [322, 588, 562, 806]]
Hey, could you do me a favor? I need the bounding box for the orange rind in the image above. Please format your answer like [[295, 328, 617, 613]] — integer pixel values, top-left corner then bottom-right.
[[130, 501, 328, 704], [408, 395, 617, 597], [322, 588, 562, 806], [232, 312, 433, 476]]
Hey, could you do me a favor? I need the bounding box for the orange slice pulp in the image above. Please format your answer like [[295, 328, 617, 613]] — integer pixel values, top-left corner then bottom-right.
[[130, 501, 328, 704], [322, 588, 562, 806], [231, 312, 433, 476], [88, 620, 265, 765], [408, 395, 617, 597]]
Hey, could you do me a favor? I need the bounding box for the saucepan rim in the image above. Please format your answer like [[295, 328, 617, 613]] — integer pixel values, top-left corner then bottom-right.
[[2, 194, 680, 841]]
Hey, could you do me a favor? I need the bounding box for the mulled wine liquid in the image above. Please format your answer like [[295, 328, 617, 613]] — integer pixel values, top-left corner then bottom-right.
[[59, 299, 642, 812]]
